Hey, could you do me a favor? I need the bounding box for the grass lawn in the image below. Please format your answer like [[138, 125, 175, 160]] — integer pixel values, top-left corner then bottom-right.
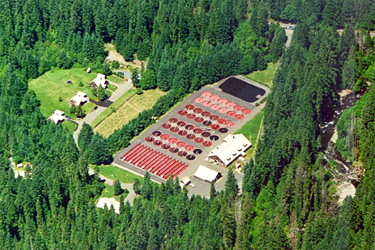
[[245, 62, 279, 87], [29, 68, 102, 118], [107, 83, 117, 92], [108, 75, 126, 84], [62, 120, 77, 134], [94, 88, 166, 137], [100, 184, 129, 201], [235, 111, 264, 159], [101, 184, 115, 198], [97, 165, 144, 184]]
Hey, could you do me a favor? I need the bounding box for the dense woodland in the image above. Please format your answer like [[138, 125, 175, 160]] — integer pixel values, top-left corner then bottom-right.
[[0, 0, 374, 249]]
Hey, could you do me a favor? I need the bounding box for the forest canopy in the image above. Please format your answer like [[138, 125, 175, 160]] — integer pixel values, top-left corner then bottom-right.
[[0, 0, 374, 249]]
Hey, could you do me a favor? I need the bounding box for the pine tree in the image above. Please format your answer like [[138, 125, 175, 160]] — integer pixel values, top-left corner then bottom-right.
[[225, 169, 239, 203], [132, 68, 140, 88], [97, 85, 106, 101], [76, 105, 85, 118], [221, 203, 236, 249], [114, 179, 123, 196], [141, 172, 152, 200], [140, 70, 156, 90], [70, 104, 77, 115], [210, 182, 216, 199], [78, 123, 94, 150], [133, 178, 141, 195]]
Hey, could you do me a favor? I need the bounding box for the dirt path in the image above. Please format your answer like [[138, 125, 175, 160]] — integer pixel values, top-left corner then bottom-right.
[[105, 44, 143, 68]]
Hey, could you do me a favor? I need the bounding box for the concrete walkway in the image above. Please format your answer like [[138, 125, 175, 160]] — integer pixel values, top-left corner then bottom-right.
[[73, 80, 133, 142], [88, 167, 136, 205]]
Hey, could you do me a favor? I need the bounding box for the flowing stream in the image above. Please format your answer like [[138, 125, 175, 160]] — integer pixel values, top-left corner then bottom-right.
[[319, 90, 362, 186]]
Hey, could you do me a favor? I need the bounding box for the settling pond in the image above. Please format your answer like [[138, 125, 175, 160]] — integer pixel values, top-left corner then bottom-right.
[[219, 77, 266, 103]]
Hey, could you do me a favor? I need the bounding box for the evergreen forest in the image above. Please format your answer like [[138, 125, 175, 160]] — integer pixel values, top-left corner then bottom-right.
[[0, 0, 374, 249]]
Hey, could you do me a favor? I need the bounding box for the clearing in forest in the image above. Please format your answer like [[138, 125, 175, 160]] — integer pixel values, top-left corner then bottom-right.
[[97, 165, 144, 185], [234, 110, 264, 162], [29, 68, 111, 118], [245, 62, 279, 87], [94, 89, 166, 137]]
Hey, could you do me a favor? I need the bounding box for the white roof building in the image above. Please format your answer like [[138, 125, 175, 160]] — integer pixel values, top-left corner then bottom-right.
[[207, 134, 251, 166], [70, 91, 88, 106], [48, 110, 65, 124], [194, 165, 220, 183], [14, 170, 26, 179], [179, 176, 191, 188], [91, 73, 107, 89], [96, 197, 120, 214]]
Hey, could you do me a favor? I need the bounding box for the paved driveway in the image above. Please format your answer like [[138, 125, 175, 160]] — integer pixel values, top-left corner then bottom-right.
[[73, 80, 133, 142]]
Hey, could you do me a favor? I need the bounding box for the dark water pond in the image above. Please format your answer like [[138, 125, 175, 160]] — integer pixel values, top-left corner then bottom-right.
[[219, 77, 265, 102]]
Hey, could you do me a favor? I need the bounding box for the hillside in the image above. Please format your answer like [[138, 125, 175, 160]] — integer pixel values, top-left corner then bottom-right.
[[0, 0, 374, 249]]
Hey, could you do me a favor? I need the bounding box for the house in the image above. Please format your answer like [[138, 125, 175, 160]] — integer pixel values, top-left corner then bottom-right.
[[96, 197, 120, 214], [194, 165, 221, 183], [70, 91, 88, 106], [206, 134, 251, 167], [48, 110, 66, 124], [90, 73, 107, 89]]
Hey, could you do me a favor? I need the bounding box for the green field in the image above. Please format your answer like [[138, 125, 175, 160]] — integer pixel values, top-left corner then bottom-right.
[[101, 184, 115, 198], [246, 62, 279, 87], [235, 111, 264, 158], [100, 184, 129, 200], [108, 75, 126, 84], [91, 88, 136, 128], [93, 88, 166, 137], [97, 165, 144, 184], [29, 68, 104, 118], [62, 120, 77, 134]]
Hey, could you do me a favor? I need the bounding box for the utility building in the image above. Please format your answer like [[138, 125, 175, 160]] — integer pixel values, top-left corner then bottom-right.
[[206, 134, 251, 167]]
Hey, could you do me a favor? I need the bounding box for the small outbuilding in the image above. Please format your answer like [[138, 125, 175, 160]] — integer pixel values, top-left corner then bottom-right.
[[70, 91, 88, 106], [194, 165, 220, 183], [179, 176, 191, 188], [48, 110, 66, 124], [90, 73, 107, 89], [96, 197, 120, 214], [206, 134, 251, 167], [87, 67, 91, 73]]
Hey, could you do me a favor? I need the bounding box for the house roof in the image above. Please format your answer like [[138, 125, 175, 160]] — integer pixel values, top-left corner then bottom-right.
[[70, 92, 88, 106], [207, 134, 251, 166], [48, 110, 65, 124], [92, 73, 107, 88], [180, 176, 191, 185], [96, 197, 120, 214], [194, 165, 220, 182]]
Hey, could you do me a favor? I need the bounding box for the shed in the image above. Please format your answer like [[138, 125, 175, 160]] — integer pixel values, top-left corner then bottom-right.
[[194, 165, 220, 183], [179, 177, 191, 188]]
